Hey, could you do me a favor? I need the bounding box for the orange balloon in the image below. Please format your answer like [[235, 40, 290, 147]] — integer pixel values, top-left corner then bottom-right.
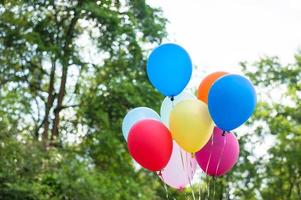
[[197, 71, 228, 104]]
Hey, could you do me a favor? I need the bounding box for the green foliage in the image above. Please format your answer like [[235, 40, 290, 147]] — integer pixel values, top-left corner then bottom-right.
[[0, 0, 171, 199], [1, 0, 301, 199], [194, 54, 301, 200], [239, 54, 301, 200]]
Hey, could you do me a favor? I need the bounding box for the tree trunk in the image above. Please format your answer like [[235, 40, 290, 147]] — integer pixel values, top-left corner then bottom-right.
[[42, 58, 56, 145], [51, 61, 67, 142], [51, 0, 83, 142]]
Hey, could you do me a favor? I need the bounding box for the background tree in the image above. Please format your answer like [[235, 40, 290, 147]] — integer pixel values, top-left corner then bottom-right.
[[0, 0, 177, 199], [239, 54, 301, 199], [197, 53, 301, 200]]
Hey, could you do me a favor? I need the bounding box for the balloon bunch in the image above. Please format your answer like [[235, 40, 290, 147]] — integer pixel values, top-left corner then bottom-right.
[[122, 43, 256, 190]]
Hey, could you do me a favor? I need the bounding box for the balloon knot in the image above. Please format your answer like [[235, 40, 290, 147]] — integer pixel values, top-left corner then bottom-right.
[[178, 187, 185, 192], [222, 131, 226, 136], [158, 170, 162, 176], [170, 96, 174, 101], [191, 153, 195, 158]]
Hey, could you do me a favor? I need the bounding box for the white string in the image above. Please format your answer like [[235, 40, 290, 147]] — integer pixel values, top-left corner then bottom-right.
[[205, 133, 215, 199], [215, 134, 227, 176], [188, 153, 196, 200], [158, 170, 170, 200]]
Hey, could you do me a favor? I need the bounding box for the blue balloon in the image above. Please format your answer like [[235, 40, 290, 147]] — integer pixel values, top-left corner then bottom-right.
[[147, 43, 192, 96], [208, 74, 256, 131], [122, 107, 160, 141]]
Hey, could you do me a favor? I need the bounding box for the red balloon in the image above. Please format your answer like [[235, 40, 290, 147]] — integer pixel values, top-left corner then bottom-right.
[[127, 119, 173, 171]]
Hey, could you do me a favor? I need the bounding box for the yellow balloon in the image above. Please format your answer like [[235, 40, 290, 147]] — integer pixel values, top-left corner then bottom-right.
[[169, 99, 214, 153]]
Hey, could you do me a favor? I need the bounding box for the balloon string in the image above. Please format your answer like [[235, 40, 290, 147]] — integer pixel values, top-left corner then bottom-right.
[[179, 148, 186, 195], [213, 177, 216, 200], [207, 176, 211, 199], [198, 161, 205, 200], [180, 149, 196, 200], [185, 151, 191, 190], [158, 170, 170, 200], [202, 133, 214, 200], [181, 151, 195, 200], [210, 135, 226, 200], [215, 134, 227, 176], [189, 177, 196, 200], [179, 147, 186, 172], [205, 133, 214, 174], [222, 130, 226, 136], [188, 154, 196, 200], [198, 171, 202, 200]]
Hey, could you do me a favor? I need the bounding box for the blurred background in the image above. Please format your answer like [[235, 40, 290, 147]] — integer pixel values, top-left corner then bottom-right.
[[0, 0, 300, 199]]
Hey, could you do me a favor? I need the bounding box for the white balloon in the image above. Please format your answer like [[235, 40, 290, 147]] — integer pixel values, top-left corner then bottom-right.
[[122, 107, 160, 141], [159, 141, 197, 189], [160, 91, 196, 127]]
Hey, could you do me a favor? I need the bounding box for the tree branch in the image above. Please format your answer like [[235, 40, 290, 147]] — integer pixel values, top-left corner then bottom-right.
[[51, 0, 83, 142], [42, 57, 57, 145]]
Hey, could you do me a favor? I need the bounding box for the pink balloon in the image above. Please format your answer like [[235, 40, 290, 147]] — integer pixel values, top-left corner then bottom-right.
[[196, 127, 239, 177], [158, 141, 197, 189]]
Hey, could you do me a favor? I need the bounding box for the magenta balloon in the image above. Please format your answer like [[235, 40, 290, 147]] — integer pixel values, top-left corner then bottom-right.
[[159, 141, 197, 189], [195, 127, 239, 177]]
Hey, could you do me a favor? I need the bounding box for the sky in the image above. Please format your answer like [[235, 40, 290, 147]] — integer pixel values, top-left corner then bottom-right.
[[147, 0, 301, 74], [144, 0, 301, 185]]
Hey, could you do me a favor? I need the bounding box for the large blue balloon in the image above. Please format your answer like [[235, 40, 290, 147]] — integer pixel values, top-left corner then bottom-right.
[[208, 74, 256, 131], [147, 43, 192, 96]]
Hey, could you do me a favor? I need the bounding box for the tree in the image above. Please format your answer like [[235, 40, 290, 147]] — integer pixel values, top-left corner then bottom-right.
[[0, 0, 166, 145], [239, 54, 301, 199], [194, 54, 301, 200], [0, 0, 174, 199]]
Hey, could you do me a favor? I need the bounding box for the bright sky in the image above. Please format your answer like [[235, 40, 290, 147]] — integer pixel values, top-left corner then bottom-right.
[[145, 0, 301, 185], [147, 0, 301, 74]]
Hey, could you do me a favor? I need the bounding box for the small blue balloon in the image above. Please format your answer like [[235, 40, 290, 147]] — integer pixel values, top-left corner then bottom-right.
[[122, 107, 160, 141], [147, 43, 192, 97], [208, 74, 256, 131]]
